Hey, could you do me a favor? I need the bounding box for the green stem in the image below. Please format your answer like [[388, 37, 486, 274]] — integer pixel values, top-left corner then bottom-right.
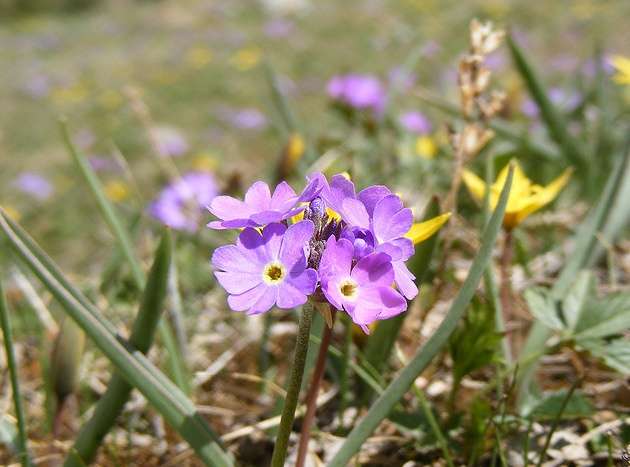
[[270, 303, 315, 467], [412, 386, 454, 467], [535, 379, 580, 467], [499, 229, 515, 360], [0, 279, 33, 467]]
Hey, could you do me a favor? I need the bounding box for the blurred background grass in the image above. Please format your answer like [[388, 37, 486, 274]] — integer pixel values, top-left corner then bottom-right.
[[1, 0, 629, 265]]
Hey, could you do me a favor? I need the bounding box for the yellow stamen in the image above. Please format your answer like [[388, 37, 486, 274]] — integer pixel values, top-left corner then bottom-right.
[[339, 278, 358, 300], [262, 261, 286, 285]]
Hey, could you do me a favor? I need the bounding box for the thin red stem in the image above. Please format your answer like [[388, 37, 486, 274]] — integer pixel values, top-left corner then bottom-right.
[[295, 310, 336, 467]]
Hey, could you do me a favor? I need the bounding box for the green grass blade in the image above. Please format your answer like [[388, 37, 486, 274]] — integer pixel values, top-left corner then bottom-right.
[[1, 213, 116, 335], [517, 146, 630, 405], [66, 230, 172, 466], [506, 34, 585, 168], [263, 61, 318, 172], [364, 197, 442, 374], [586, 133, 630, 266], [0, 214, 232, 467], [60, 119, 189, 394], [263, 61, 298, 136], [60, 119, 144, 288], [327, 165, 515, 467], [0, 279, 33, 467]]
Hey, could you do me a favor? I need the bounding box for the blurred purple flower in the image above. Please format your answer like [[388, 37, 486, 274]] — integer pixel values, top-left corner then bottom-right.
[[388, 67, 416, 92], [326, 73, 386, 114], [88, 155, 122, 173], [263, 18, 294, 38], [550, 55, 579, 73], [223, 108, 268, 130], [153, 126, 189, 158], [211, 221, 318, 314], [421, 40, 441, 58], [22, 74, 50, 99], [149, 172, 218, 232], [13, 172, 54, 201], [399, 111, 432, 134], [74, 129, 95, 150], [485, 51, 507, 71], [582, 56, 615, 78], [521, 87, 582, 118]]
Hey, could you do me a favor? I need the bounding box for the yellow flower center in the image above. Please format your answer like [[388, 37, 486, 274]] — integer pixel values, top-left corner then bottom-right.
[[262, 261, 286, 285], [339, 279, 358, 300]]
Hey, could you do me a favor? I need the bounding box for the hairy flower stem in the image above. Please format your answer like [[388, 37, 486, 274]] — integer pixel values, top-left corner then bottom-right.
[[499, 229, 514, 356], [296, 309, 336, 467], [271, 302, 315, 467]]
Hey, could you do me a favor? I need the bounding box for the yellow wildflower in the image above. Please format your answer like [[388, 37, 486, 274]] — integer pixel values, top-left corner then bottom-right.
[[415, 136, 438, 159], [462, 161, 572, 229], [405, 212, 451, 245], [185, 46, 213, 69], [104, 180, 130, 203], [98, 89, 123, 110], [286, 133, 305, 168], [192, 153, 218, 172], [2, 206, 21, 222], [52, 82, 88, 105], [230, 47, 262, 71], [610, 55, 630, 85]]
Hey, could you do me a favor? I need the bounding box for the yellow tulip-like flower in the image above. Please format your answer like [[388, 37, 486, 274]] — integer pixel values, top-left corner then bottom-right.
[[462, 162, 572, 229], [610, 55, 630, 85], [405, 212, 451, 245]]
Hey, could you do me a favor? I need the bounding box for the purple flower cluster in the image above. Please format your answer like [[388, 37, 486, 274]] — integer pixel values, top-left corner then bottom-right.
[[150, 171, 218, 232], [326, 74, 386, 115], [13, 172, 54, 201], [209, 174, 418, 332]]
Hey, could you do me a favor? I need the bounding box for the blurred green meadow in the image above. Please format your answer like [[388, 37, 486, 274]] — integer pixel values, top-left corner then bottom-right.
[[1, 0, 630, 466]]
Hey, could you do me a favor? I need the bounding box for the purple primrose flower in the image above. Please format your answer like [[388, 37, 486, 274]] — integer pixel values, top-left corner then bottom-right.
[[212, 221, 318, 314], [319, 236, 406, 332], [150, 171, 218, 232], [209, 172, 422, 331], [208, 178, 321, 229]]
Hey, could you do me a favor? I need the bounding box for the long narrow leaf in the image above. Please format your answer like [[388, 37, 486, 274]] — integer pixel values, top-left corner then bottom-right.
[[0, 279, 33, 467], [328, 165, 515, 466], [2, 214, 116, 335], [517, 146, 630, 405], [60, 120, 189, 393], [506, 34, 585, 168], [66, 230, 172, 466], [60, 119, 144, 287], [0, 213, 233, 467]]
